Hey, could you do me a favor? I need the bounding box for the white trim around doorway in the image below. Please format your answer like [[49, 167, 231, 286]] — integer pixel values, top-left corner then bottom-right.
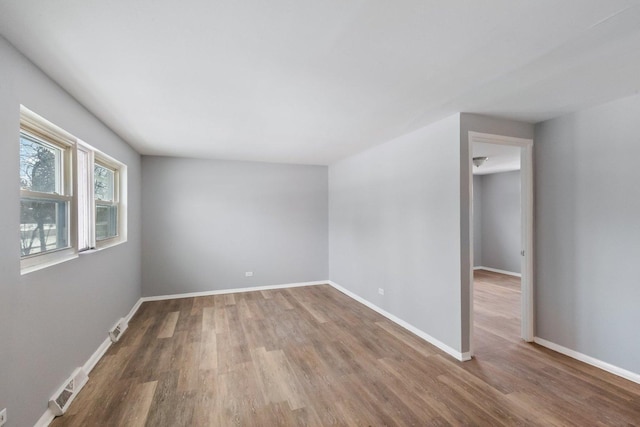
[[468, 131, 534, 357]]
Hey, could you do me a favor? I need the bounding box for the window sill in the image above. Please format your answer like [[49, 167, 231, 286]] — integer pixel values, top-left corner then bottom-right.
[[20, 239, 127, 274], [79, 238, 127, 255], [20, 252, 78, 275]]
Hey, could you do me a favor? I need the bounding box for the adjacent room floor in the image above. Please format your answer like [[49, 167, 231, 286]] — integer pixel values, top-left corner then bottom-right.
[[473, 269, 522, 356], [51, 282, 640, 426]]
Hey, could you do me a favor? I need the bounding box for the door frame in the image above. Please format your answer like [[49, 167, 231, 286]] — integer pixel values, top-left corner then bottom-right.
[[468, 131, 534, 356]]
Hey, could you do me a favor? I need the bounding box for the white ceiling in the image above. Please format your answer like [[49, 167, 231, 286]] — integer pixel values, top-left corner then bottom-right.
[[472, 142, 520, 175], [1, 1, 640, 165]]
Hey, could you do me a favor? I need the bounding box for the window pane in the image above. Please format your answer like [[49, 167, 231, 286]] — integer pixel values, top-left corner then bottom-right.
[[96, 204, 117, 240], [20, 199, 69, 256], [20, 134, 62, 194], [94, 164, 114, 202]]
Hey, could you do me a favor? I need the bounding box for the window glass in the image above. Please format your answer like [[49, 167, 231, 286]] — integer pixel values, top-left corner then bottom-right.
[[19, 132, 69, 259], [20, 133, 62, 194], [95, 162, 118, 241], [96, 205, 118, 241], [20, 199, 68, 256], [94, 164, 114, 201]]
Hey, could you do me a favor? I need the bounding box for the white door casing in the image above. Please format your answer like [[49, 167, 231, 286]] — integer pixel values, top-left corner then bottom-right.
[[468, 131, 534, 357]]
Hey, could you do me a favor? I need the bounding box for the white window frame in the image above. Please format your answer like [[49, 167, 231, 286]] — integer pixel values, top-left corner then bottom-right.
[[20, 106, 78, 274], [77, 140, 127, 251], [77, 144, 95, 251], [19, 106, 128, 274]]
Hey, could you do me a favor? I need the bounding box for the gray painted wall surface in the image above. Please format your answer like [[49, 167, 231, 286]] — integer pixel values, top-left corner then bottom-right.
[[472, 175, 483, 267], [478, 171, 521, 274], [459, 113, 534, 353], [141, 157, 328, 296], [329, 114, 462, 353], [0, 37, 141, 427], [535, 94, 640, 374]]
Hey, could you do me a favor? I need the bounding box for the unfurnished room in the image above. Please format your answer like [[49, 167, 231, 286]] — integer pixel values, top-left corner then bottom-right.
[[1, 1, 640, 426]]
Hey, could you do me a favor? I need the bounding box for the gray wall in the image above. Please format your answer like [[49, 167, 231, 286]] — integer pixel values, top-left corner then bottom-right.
[[459, 113, 534, 353], [535, 94, 640, 374], [477, 171, 521, 273], [329, 114, 463, 354], [472, 175, 483, 267], [0, 37, 141, 427], [141, 156, 328, 296]]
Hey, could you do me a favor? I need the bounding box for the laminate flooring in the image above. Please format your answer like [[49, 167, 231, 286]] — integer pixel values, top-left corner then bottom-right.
[[473, 269, 522, 354], [51, 278, 640, 426]]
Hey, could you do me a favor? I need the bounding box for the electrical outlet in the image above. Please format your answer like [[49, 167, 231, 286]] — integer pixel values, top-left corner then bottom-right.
[[378, 288, 384, 295], [0, 408, 7, 426], [245, 271, 253, 277]]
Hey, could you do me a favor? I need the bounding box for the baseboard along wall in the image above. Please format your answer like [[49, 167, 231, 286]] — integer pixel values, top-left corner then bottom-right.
[[141, 280, 328, 302], [473, 266, 521, 277], [33, 298, 145, 427], [327, 281, 470, 362], [533, 337, 640, 385]]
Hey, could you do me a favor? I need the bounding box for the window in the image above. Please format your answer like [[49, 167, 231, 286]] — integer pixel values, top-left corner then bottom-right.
[[76, 142, 126, 252], [20, 108, 76, 272], [19, 106, 126, 273], [94, 162, 119, 241], [20, 134, 69, 256]]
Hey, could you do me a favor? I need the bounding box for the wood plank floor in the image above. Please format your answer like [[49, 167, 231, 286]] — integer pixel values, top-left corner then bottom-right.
[[51, 279, 640, 426], [473, 269, 522, 354]]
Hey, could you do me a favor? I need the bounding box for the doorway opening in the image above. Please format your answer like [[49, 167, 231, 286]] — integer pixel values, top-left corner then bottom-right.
[[468, 132, 533, 357]]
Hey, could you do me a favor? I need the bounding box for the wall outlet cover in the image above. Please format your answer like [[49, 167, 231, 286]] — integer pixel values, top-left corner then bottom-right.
[[245, 272, 253, 277], [0, 408, 7, 426], [378, 288, 384, 295]]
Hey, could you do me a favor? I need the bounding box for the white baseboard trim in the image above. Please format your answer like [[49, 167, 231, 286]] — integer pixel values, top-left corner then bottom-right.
[[82, 296, 145, 375], [534, 337, 640, 385], [125, 298, 144, 324], [34, 296, 145, 427], [328, 281, 469, 362], [141, 280, 329, 302], [82, 337, 112, 374], [33, 409, 55, 427], [474, 266, 521, 277]]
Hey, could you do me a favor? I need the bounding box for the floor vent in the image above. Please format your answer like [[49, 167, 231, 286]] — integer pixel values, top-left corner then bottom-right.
[[48, 367, 88, 416], [109, 317, 128, 343]]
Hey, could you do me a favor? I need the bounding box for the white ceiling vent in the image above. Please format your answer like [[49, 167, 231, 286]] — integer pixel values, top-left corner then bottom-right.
[[48, 367, 89, 416], [109, 317, 128, 343]]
